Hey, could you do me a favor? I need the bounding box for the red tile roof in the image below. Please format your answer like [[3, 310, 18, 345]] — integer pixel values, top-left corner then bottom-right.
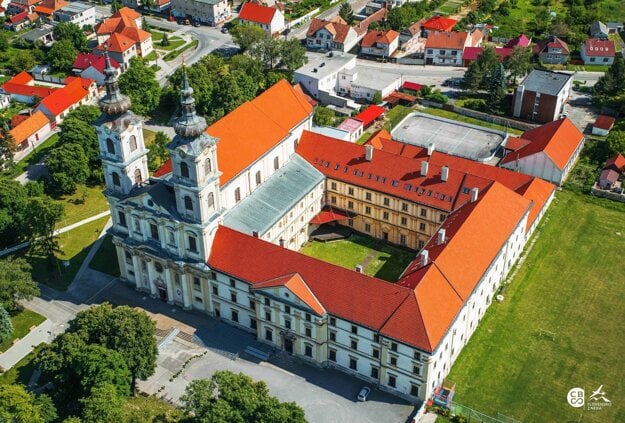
[[98, 32, 136, 53], [9, 111, 49, 145], [307, 16, 353, 43], [402, 81, 423, 92], [239, 2, 278, 25], [514, 177, 555, 230], [152, 158, 172, 177], [292, 83, 318, 107], [504, 136, 532, 152], [594, 114, 616, 130], [533, 36, 569, 55], [121, 26, 151, 43], [425, 31, 468, 49], [34, 0, 68, 15], [354, 105, 385, 127], [310, 207, 352, 224], [422, 16, 457, 32], [361, 29, 399, 47], [72, 52, 120, 72], [604, 154, 625, 172], [504, 34, 531, 48], [38, 78, 88, 117], [501, 118, 585, 170], [7, 71, 33, 85], [8, 11, 28, 24], [2, 72, 57, 99], [253, 273, 326, 315], [296, 131, 493, 212], [462, 46, 512, 62], [583, 38, 615, 57]]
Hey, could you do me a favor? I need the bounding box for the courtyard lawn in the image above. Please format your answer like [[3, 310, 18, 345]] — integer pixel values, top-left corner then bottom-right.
[[300, 234, 414, 281], [88, 235, 120, 277], [0, 309, 46, 353], [419, 107, 523, 135], [384, 105, 412, 131], [26, 216, 110, 291], [55, 184, 109, 228], [444, 191, 625, 422]]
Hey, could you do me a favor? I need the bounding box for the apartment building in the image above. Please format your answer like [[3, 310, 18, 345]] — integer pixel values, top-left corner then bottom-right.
[[171, 0, 230, 26], [53, 1, 96, 28]]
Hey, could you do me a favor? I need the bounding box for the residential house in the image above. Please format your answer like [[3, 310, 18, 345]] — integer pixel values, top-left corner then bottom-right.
[[95, 32, 138, 71], [399, 21, 424, 45], [53, 1, 95, 28], [7, 0, 39, 14], [337, 117, 363, 142], [33, 0, 68, 20], [512, 69, 573, 123], [306, 16, 360, 52], [95, 7, 152, 58], [590, 21, 609, 39], [596, 154, 625, 190], [0, 94, 10, 110], [22, 26, 54, 45], [35, 77, 94, 124], [421, 15, 456, 33], [354, 105, 385, 129], [9, 110, 52, 151], [238, 2, 285, 36], [5, 10, 38, 30], [424, 30, 482, 65], [592, 115, 616, 136], [580, 38, 615, 65], [1, 71, 56, 104], [462, 46, 512, 66], [606, 22, 624, 34], [72, 52, 121, 85], [504, 33, 531, 48], [500, 118, 584, 185], [360, 30, 399, 58], [148, 0, 171, 13], [533, 35, 569, 64], [171, 0, 230, 26]]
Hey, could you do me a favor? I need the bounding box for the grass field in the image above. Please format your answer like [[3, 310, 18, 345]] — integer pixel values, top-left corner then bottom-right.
[[384, 105, 412, 131], [164, 40, 199, 62], [419, 107, 524, 135], [444, 191, 625, 422], [54, 184, 108, 228], [89, 235, 120, 277], [122, 395, 184, 422], [0, 309, 45, 353], [300, 234, 414, 281]]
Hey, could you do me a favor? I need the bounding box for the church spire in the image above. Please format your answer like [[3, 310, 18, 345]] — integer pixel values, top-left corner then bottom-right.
[[173, 64, 207, 138], [99, 47, 131, 116]]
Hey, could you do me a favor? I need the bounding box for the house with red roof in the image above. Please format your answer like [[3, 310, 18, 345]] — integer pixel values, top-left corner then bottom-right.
[[592, 115, 616, 136], [422, 15, 457, 33], [504, 33, 531, 48], [501, 118, 585, 185], [35, 77, 93, 124], [1, 71, 57, 104], [306, 16, 360, 52], [95, 7, 152, 61], [360, 29, 399, 57], [9, 110, 52, 151], [425, 29, 483, 65], [33, 0, 68, 20], [95, 32, 138, 71], [596, 154, 625, 190], [462, 46, 512, 66], [238, 2, 285, 36], [72, 52, 121, 85], [533, 35, 569, 64], [4, 10, 37, 30], [580, 38, 615, 65]]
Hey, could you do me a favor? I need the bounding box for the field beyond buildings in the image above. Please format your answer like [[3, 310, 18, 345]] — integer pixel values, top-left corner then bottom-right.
[[444, 191, 625, 422]]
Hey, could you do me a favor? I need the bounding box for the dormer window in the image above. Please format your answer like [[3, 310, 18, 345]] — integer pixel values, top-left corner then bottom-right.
[[180, 162, 190, 178]]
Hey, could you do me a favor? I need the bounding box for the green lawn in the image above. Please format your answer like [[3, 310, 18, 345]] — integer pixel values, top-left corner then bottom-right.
[[163, 40, 199, 62], [383, 105, 412, 131], [54, 184, 109, 228], [356, 131, 373, 145], [144, 50, 158, 61], [300, 234, 414, 281], [0, 309, 46, 353], [156, 37, 185, 51], [89, 235, 120, 277], [2, 133, 60, 179], [445, 191, 625, 422], [566, 64, 610, 72], [420, 107, 524, 135], [122, 395, 185, 422], [26, 216, 110, 291]]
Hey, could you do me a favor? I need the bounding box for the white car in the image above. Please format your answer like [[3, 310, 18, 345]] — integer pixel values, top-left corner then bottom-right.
[[357, 386, 371, 402]]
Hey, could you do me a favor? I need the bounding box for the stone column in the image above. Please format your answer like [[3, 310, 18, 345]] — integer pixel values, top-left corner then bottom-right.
[[131, 254, 142, 290], [164, 268, 174, 305], [180, 272, 191, 310], [146, 260, 158, 298]]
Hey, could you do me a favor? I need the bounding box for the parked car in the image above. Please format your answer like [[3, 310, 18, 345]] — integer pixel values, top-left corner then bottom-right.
[[357, 386, 371, 402]]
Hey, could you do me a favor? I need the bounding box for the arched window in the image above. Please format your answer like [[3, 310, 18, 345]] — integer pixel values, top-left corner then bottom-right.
[[106, 138, 115, 155], [204, 158, 212, 175], [207, 192, 214, 209], [129, 135, 137, 152], [134, 168, 142, 185], [111, 172, 120, 187], [180, 162, 189, 178], [273, 156, 279, 170], [184, 195, 193, 211], [255, 171, 261, 186]]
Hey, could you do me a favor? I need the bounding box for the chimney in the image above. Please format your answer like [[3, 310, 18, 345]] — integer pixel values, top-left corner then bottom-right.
[[441, 166, 449, 182], [365, 144, 373, 161], [421, 160, 429, 177], [279, 238, 285, 247], [437, 228, 446, 245], [427, 143, 435, 156], [420, 249, 429, 266], [471, 187, 479, 202], [355, 264, 363, 273], [252, 231, 259, 238]]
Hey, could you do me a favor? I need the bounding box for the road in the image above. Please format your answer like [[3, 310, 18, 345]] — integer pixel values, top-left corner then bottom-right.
[[288, 0, 371, 40]]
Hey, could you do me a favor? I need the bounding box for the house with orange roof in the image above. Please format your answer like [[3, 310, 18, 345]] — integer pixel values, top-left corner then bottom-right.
[[33, 0, 68, 20], [4, 10, 38, 31], [360, 29, 399, 57], [501, 118, 585, 185], [35, 77, 93, 124], [1, 71, 57, 104], [9, 110, 52, 151], [95, 7, 152, 60], [171, 0, 230, 26], [95, 32, 138, 70], [422, 15, 457, 32], [306, 16, 360, 52], [238, 2, 285, 36], [425, 30, 482, 65]]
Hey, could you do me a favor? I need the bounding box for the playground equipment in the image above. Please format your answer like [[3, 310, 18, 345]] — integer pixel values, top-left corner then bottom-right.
[[432, 379, 456, 409]]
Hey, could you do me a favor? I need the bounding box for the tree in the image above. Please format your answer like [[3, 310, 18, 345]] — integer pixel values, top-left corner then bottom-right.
[[46, 143, 90, 194], [80, 384, 123, 423], [0, 258, 40, 311], [504, 46, 533, 84], [251, 36, 282, 69], [66, 303, 157, 388], [9, 50, 37, 74], [0, 384, 45, 423], [53, 22, 88, 52], [0, 180, 31, 247], [0, 305, 13, 343], [0, 121, 17, 169], [231, 24, 265, 53], [48, 39, 78, 72], [119, 58, 161, 115], [141, 0, 155, 13], [0, 31, 9, 51], [110, 0, 122, 13], [313, 106, 335, 126], [593, 56, 625, 113], [372, 91, 382, 104], [27, 197, 63, 268], [181, 371, 307, 423], [605, 131, 625, 156], [147, 131, 170, 172], [66, 105, 100, 123], [488, 63, 507, 113], [463, 45, 500, 92], [75, 344, 132, 397], [280, 38, 307, 71], [339, 2, 355, 25], [34, 394, 58, 423], [160, 32, 170, 47], [58, 117, 101, 183]]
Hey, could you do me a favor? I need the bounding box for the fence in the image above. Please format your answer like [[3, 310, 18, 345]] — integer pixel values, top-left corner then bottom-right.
[[448, 403, 523, 423], [286, 7, 320, 29], [590, 186, 625, 203], [32, 73, 65, 85]]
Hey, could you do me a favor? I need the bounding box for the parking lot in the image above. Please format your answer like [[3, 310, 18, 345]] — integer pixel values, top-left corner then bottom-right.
[[137, 316, 415, 423]]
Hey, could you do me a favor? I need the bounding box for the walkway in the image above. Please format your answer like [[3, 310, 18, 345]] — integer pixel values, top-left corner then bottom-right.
[[0, 320, 52, 370]]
